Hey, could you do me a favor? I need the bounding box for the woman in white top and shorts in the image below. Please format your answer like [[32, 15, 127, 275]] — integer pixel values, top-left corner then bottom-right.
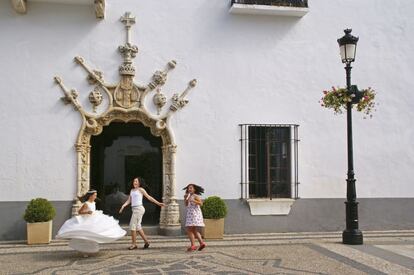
[[119, 177, 165, 250]]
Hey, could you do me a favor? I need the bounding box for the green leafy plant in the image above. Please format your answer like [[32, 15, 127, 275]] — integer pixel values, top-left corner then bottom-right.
[[201, 196, 228, 219], [23, 198, 56, 223], [320, 86, 376, 118]]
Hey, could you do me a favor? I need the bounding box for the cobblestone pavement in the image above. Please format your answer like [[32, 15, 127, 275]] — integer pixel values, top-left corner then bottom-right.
[[0, 231, 413, 274]]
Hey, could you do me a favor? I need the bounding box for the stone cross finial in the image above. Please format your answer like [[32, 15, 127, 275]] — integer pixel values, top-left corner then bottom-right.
[[121, 12, 136, 44]]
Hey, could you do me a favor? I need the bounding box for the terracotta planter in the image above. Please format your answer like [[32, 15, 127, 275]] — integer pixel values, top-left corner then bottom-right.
[[27, 220, 52, 244], [202, 218, 224, 239]]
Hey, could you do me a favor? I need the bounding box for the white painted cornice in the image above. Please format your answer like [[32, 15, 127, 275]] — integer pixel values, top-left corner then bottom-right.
[[230, 3, 309, 17]]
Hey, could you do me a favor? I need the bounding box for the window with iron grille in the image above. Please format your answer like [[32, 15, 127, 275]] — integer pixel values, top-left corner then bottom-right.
[[240, 124, 299, 200]]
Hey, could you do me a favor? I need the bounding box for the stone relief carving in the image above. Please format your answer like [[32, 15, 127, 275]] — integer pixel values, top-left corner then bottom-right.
[[87, 70, 103, 85], [11, 0, 26, 14], [114, 76, 140, 108], [54, 12, 196, 235], [153, 88, 167, 115], [94, 0, 105, 19], [88, 87, 103, 112]]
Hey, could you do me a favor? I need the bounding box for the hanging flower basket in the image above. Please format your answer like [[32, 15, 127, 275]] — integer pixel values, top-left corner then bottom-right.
[[320, 85, 376, 118]]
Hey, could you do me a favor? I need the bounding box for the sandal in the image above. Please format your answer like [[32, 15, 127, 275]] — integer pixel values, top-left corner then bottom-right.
[[198, 242, 206, 251], [186, 245, 197, 252], [128, 245, 138, 250], [143, 242, 150, 249]]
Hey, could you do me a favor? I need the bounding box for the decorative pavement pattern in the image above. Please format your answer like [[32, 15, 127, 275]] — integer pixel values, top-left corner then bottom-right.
[[0, 231, 413, 274]]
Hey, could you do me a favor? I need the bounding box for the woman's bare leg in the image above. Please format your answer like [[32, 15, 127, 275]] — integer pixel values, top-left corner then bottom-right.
[[186, 227, 195, 246], [194, 229, 204, 244], [130, 230, 137, 247], [137, 229, 149, 244]]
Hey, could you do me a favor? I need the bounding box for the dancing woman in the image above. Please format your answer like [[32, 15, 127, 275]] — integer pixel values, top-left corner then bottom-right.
[[119, 177, 165, 250], [56, 190, 126, 255]]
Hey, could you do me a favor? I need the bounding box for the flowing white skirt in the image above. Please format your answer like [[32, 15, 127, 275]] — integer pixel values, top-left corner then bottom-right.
[[56, 210, 126, 252], [68, 238, 100, 253]]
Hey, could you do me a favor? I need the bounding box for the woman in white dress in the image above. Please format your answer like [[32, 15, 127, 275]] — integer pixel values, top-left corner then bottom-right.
[[56, 190, 126, 254], [119, 177, 165, 250]]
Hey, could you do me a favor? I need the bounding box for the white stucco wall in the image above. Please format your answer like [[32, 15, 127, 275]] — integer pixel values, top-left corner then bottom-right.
[[0, 0, 413, 201]]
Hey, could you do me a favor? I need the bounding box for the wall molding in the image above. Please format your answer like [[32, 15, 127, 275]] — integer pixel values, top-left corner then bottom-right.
[[230, 3, 308, 17], [247, 198, 295, 215]]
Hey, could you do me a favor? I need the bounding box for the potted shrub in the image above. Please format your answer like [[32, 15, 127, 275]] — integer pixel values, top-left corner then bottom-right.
[[201, 196, 228, 239], [24, 198, 56, 244]]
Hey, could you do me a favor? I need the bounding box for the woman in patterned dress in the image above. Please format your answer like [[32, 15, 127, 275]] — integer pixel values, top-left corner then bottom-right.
[[183, 183, 206, 252]]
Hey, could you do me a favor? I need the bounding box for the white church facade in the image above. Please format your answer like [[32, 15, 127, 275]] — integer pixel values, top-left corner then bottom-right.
[[1, 0, 413, 240]]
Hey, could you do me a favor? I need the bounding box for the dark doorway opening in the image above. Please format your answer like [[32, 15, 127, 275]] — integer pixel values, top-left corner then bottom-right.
[[90, 122, 162, 225]]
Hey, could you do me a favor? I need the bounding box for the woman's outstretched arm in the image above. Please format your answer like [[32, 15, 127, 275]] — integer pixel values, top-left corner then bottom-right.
[[119, 195, 131, 213], [140, 188, 165, 207]]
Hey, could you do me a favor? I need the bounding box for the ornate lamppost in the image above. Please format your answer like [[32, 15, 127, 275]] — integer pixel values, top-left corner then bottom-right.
[[337, 29, 363, 245]]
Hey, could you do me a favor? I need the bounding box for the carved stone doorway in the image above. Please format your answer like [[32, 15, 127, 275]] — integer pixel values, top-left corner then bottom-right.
[[55, 12, 196, 235], [90, 122, 162, 225]]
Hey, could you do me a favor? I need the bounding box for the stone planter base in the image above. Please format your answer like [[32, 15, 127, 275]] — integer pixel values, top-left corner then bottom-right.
[[27, 221, 52, 244], [202, 218, 224, 239]]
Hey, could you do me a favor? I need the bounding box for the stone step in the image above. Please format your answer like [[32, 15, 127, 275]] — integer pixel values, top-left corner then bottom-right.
[[121, 225, 162, 236]]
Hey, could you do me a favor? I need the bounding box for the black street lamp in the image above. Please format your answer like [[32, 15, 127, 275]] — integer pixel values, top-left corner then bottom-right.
[[337, 29, 363, 245]]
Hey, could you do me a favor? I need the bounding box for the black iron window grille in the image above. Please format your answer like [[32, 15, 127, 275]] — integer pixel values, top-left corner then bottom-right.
[[231, 0, 308, 8], [240, 124, 300, 200]]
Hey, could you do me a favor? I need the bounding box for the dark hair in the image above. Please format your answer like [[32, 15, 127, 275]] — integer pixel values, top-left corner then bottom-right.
[[78, 190, 97, 202], [130, 177, 148, 191], [182, 183, 204, 195]]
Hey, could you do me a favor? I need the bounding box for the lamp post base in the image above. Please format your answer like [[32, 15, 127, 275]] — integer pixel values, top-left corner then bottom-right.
[[342, 229, 363, 245]]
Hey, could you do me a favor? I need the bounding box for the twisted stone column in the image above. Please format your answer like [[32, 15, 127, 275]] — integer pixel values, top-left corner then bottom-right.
[[72, 142, 91, 216], [159, 144, 181, 235]]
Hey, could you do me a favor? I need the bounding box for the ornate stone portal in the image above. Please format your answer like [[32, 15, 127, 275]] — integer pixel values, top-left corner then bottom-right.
[[54, 12, 196, 235]]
